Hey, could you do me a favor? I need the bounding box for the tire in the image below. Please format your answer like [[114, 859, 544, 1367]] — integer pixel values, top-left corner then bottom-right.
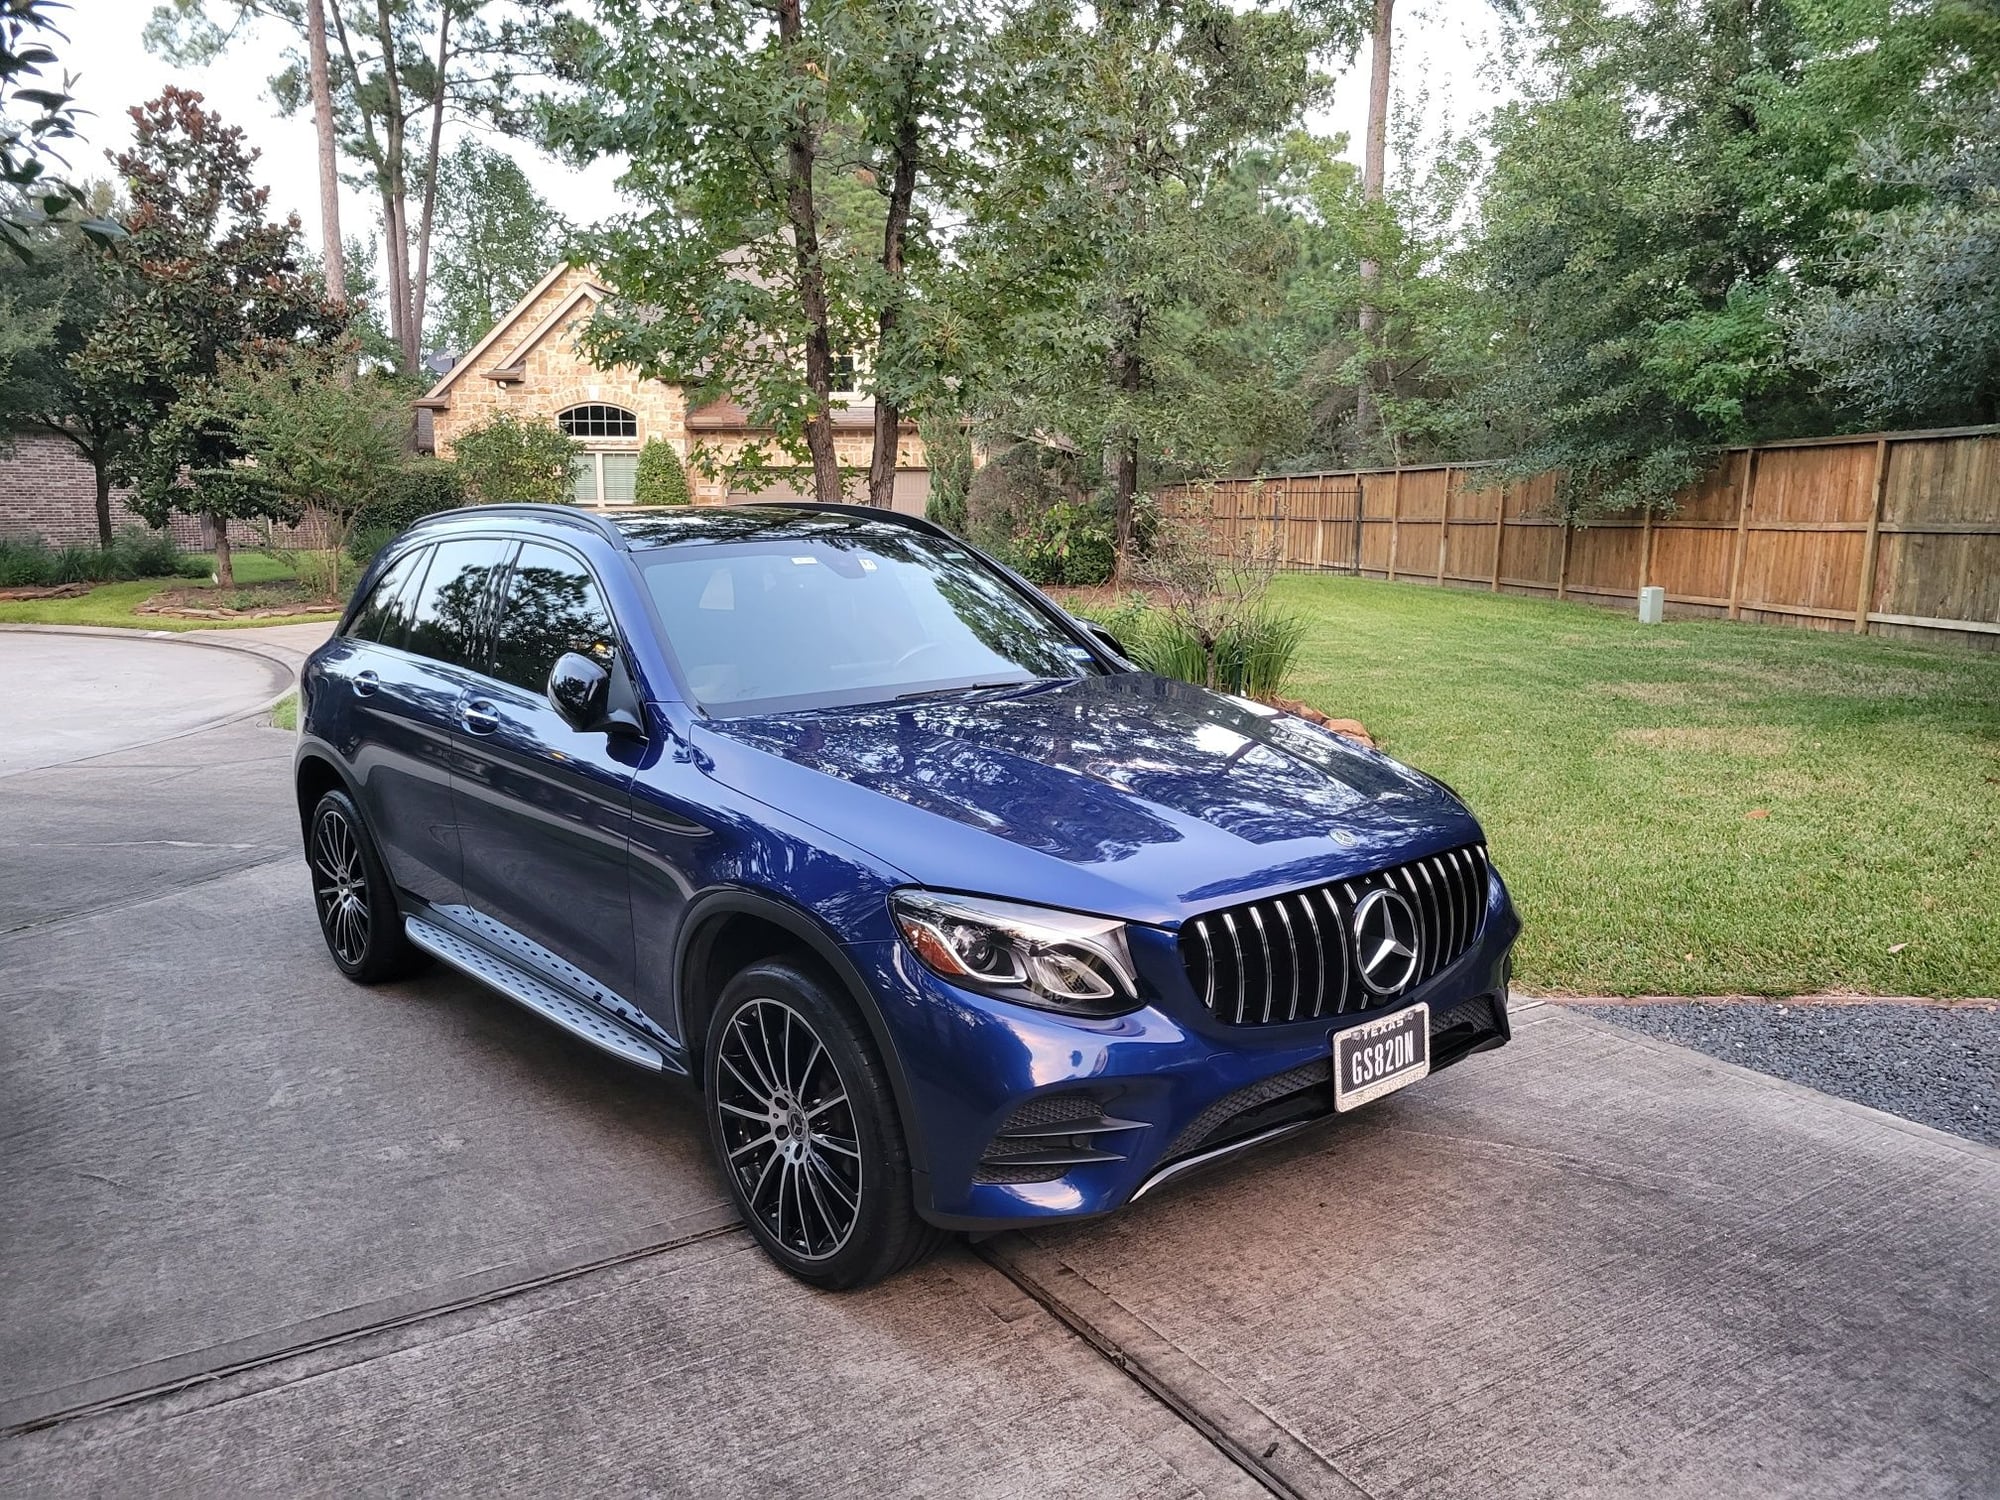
[[704, 959, 944, 1289], [306, 789, 422, 984]]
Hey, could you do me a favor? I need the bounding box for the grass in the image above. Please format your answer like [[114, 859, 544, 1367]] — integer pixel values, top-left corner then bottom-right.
[[270, 692, 299, 732], [1262, 575, 1999, 999], [0, 551, 343, 632]]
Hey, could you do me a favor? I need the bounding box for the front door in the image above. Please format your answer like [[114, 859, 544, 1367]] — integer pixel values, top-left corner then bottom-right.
[[450, 540, 640, 1002]]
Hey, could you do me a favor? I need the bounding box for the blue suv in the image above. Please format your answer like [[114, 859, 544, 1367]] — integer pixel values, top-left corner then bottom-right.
[[297, 504, 1519, 1287]]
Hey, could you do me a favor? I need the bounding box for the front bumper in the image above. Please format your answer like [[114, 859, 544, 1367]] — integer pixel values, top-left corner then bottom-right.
[[850, 868, 1522, 1231]]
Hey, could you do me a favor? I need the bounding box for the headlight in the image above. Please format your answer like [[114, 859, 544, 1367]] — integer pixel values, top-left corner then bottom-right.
[[890, 890, 1140, 1016]]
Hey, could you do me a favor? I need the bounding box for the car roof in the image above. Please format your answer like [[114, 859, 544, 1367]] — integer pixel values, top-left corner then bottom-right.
[[403, 502, 945, 553]]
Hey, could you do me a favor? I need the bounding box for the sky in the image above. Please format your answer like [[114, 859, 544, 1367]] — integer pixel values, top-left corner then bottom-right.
[[58, 0, 1513, 275]]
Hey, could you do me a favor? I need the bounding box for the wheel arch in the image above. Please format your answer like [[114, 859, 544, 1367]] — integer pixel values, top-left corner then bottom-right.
[[294, 747, 358, 837], [674, 888, 929, 1179]]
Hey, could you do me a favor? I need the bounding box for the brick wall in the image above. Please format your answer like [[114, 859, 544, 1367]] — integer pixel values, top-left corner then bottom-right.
[[0, 432, 316, 550]]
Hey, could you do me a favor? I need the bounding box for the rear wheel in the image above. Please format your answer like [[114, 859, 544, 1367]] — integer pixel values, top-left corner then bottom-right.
[[705, 959, 942, 1289], [307, 789, 421, 983]]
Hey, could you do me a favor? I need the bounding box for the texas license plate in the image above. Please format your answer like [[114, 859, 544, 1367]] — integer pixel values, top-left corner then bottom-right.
[[1332, 1002, 1430, 1112]]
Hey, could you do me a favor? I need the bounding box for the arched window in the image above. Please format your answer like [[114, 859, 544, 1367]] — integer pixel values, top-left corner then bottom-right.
[[557, 404, 641, 506], [557, 404, 638, 439]]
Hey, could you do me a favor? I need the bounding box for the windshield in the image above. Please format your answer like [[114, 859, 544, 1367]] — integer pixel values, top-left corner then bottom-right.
[[633, 518, 1100, 715]]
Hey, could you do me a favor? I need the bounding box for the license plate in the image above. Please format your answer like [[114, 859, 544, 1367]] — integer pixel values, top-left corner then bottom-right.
[[1332, 1002, 1430, 1112]]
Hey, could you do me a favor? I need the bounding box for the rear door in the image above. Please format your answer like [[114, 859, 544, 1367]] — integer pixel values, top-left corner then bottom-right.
[[451, 541, 641, 1001], [344, 536, 513, 907]]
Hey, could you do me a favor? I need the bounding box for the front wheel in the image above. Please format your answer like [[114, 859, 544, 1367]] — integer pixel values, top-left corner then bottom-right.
[[704, 960, 942, 1289]]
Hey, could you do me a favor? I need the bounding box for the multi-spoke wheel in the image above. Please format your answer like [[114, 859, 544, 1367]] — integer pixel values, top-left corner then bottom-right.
[[313, 805, 371, 967], [305, 788, 421, 983], [714, 997, 863, 1262], [704, 960, 944, 1289]]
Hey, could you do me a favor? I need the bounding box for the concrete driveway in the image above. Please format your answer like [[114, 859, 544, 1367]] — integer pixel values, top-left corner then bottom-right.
[[1, 629, 1993, 1497]]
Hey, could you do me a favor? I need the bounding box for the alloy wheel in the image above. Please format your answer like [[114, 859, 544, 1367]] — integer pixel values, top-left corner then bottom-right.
[[714, 997, 863, 1261], [312, 808, 371, 967]]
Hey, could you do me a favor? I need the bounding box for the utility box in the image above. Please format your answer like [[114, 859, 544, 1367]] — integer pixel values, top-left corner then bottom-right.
[[1637, 585, 1666, 625]]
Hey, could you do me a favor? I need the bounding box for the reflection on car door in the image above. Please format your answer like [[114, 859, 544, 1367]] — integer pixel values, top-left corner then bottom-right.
[[450, 541, 641, 1001]]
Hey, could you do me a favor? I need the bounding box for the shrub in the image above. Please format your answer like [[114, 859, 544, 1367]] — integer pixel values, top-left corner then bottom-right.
[[0, 529, 194, 588], [919, 412, 973, 534], [964, 441, 1081, 551], [346, 459, 468, 564], [365, 457, 467, 532], [1128, 602, 1306, 698], [1013, 502, 1116, 586], [634, 438, 692, 506], [450, 415, 580, 505]]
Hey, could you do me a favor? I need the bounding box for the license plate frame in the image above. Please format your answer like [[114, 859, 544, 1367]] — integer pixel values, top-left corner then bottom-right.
[[1332, 1002, 1431, 1112]]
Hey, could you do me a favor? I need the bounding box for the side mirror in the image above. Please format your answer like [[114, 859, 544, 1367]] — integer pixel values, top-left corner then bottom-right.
[[548, 652, 610, 731]]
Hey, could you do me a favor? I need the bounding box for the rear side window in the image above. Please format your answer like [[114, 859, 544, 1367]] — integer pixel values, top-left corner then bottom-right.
[[489, 543, 618, 693], [404, 538, 515, 671], [347, 545, 430, 647]]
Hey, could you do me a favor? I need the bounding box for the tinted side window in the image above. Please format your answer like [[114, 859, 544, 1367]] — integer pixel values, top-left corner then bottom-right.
[[489, 543, 618, 693], [347, 545, 429, 646], [404, 538, 514, 670]]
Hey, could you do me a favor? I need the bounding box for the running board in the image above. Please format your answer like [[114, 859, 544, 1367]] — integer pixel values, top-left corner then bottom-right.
[[404, 916, 666, 1073]]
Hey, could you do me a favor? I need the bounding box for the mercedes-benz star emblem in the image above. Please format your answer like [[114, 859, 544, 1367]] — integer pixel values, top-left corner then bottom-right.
[[1352, 887, 1421, 995]]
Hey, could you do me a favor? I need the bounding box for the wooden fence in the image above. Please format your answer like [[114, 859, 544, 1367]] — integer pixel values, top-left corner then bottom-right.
[[1158, 425, 2000, 650]]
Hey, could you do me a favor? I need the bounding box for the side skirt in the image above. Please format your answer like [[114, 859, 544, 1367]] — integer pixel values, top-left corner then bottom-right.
[[404, 914, 680, 1075]]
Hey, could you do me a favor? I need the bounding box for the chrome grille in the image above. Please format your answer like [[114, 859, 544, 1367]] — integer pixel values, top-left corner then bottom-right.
[[1180, 844, 1490, 1026]]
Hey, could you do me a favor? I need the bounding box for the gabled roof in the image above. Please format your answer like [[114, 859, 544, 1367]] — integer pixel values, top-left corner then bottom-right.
[[416, 263, 608, 407]]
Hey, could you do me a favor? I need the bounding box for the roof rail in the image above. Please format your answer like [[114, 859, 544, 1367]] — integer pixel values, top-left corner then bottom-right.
[[406, 503, 631, 548]]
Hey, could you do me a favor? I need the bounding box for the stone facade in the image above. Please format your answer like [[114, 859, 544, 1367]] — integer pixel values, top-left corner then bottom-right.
[[421, 263, 929, 512]]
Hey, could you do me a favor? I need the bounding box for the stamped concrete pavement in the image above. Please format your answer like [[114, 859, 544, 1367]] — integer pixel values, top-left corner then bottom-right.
[[2, 628, 1993, 1497]]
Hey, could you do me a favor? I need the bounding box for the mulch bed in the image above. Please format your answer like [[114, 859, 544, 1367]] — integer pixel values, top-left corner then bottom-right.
[[137, 583, 342, 619]]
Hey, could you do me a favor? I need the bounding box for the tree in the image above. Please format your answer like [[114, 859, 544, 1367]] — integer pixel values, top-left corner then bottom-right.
[[965, 0, 1329, 564], [0, 188, 137, 543], [541, 0, 866, 504], [425, 137, 568, 354], [196, 343, 407, 595], [1789, 110, 2000, 427], [449, 412, 577, 503], [633, 436, 691, 506], [2, 0, 122, 258], [87, 88, 343, 585], [147, 1, 533, 371]]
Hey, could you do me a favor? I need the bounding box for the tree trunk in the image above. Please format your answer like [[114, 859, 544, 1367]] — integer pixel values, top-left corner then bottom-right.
[[376, 0, 419, 372], [306, 0, 344, 308], [777, 0, 842, 504], [1110, 314, 1143, 575], [868, 112, 921, 510], [1355, 0, 1394, 446], [93, 463, 113, 548], [411, 8, 451, 347], [209, 512, 234, 589]]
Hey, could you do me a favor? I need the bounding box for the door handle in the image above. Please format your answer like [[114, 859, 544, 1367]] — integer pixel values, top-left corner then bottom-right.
[[460, 699, 500, 735], [353, 669, 380, 698]]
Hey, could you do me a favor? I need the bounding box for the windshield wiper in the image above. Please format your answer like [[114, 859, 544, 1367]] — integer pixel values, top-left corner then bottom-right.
[[894, 678, 1041, 703]]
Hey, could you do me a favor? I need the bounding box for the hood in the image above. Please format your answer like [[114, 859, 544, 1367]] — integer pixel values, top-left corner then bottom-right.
[[691, 673, 1481, 925]]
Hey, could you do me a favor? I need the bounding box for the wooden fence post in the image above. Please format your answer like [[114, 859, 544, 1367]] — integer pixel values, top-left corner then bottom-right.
[[1491, 481, 1506, 591], [1556, 519, 1572, 600], [1386, 466, 1403, 581], [1854, 437, 1889, 632], [1436, 465, 1453, 583], [1639, 503, 1654, 593], [1727, 448, 1756, 619]]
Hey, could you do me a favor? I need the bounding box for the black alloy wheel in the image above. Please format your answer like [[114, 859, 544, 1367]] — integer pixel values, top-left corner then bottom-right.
[[705, 960, 943, 1289], [307, 789, 421, 983]]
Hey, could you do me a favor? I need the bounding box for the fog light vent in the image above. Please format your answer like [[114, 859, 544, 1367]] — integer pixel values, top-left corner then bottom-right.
[[973, 1092, 1146, 1185]]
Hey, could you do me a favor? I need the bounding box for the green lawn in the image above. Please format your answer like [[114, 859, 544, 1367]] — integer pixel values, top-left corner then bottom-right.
[[1266, 575, 1999, 999], [0, 552, 342, 632]]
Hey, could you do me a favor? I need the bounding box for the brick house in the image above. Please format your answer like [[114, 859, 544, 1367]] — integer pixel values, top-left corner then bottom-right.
[[415, 263, 931, 513], [0, 433, 212, 548]]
